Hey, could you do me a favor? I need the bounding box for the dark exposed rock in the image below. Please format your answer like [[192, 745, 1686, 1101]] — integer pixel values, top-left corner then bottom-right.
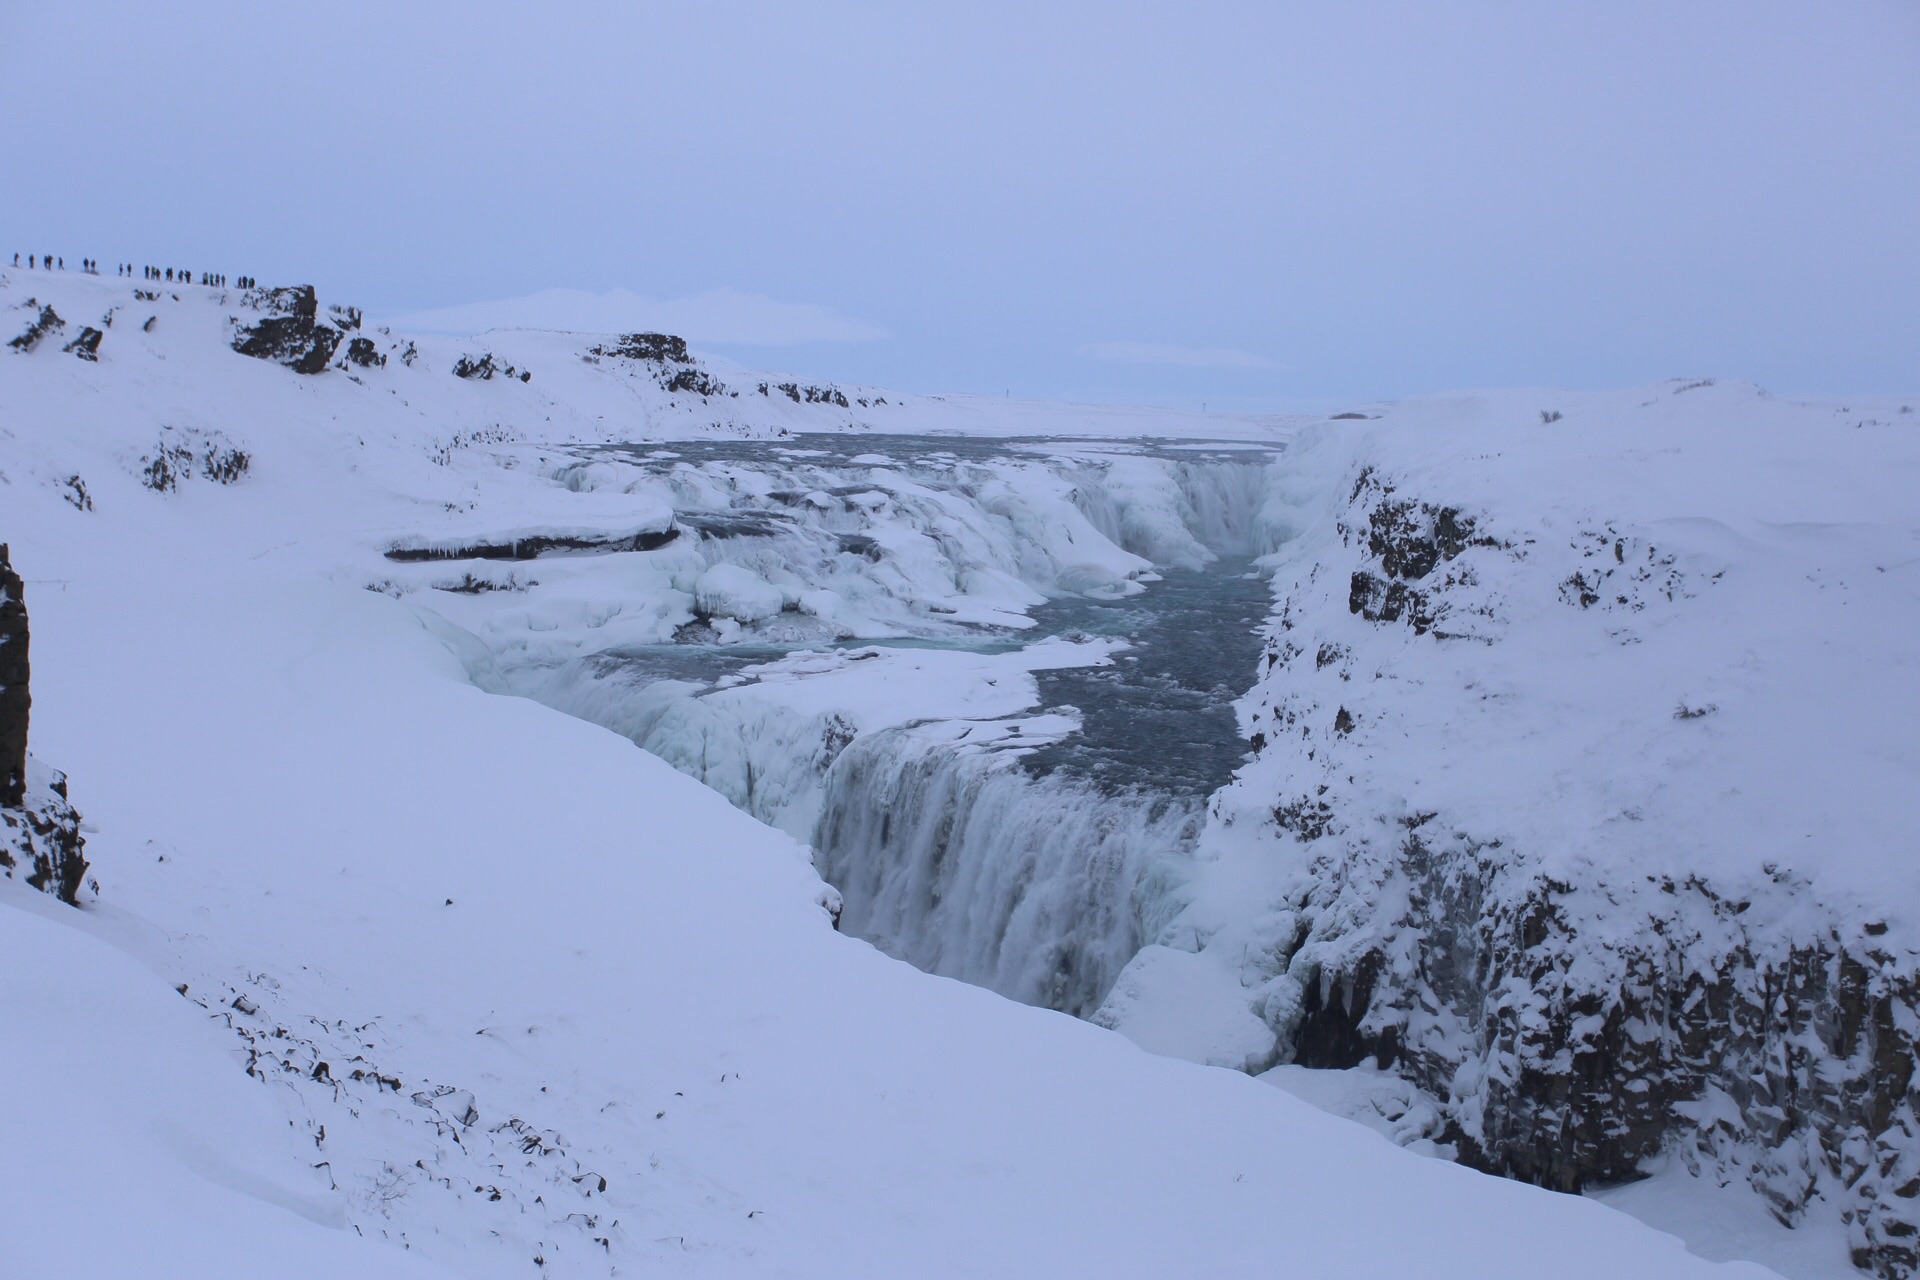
[[0, 768, 88, 905], [141, 450, 187, 494], [662, 366, 726, 397], [139, 427, 251, 492], [1560, 570, 1602, 609], [587, 334, 726, 395], [432, 572, 532, 595], [345, 336, 386, 369], [0, 546, 88, 906], [1348, 570, 1441, 634], [1338, 470, 1503, 638], [759, 380, 850, 408], [202, 443, 251, 485], [1290, 952, 1384, 1069], [8, 303, 65, 352], [231, 285, 342, 375], [1272, 791, 1335, 841], [671, 618, 723, 644], [0, 546, 26, 808], [1557, 530, 1707, 613], [62, 326, 103, 361], [384, 525, 679, 563], [590, 333, 691, 363], [451, 353, 526, 382], [1365, 493, 1493, 581]]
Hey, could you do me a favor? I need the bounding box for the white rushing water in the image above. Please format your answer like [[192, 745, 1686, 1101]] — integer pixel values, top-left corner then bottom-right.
[[815, 728, 1200, 1015]]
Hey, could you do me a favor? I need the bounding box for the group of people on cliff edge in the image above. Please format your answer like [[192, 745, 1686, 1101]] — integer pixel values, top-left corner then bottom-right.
[[12, 253, 254, 291]]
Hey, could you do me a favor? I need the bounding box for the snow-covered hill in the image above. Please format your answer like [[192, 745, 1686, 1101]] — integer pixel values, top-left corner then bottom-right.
[[0, 263, 1902, 1279]]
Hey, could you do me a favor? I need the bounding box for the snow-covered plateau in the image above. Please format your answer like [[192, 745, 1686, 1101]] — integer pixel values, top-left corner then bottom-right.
[[2, 267, 1913, 1279]]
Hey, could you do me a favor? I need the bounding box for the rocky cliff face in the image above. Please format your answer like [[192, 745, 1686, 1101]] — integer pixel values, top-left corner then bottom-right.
[[1232, 443, 1920, 1277], [0, 763, 89, 906], [1267, 811, 1920, 1275], [0, 544, 27, 808], [0, 544, 88, 906], [7, 302, 64, 353], [588, 332, 727, 397], [230, 285, 343, 374]]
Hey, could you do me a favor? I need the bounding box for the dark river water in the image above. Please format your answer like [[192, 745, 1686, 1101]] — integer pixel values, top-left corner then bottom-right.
[[1019, 561, 1268, 797]]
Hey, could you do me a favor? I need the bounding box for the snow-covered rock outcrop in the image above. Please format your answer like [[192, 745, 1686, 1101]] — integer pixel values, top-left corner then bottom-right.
[[231, 284, 351, 374], [0, 542, 87, 905]]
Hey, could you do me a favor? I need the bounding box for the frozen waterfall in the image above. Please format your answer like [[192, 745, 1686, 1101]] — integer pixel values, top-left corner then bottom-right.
[[499, 434, 1284, 1014]]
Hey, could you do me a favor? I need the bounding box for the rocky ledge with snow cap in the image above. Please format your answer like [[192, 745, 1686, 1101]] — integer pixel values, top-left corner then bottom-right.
[[0, 544, 88, 905], [230, 284, 350, 374]]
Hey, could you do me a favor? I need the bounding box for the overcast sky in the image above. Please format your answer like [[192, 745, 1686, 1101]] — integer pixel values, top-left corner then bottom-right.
[[4, 2, 1915, 409]]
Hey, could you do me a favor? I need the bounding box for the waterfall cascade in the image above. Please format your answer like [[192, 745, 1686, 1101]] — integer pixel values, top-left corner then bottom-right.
[[815, 726, 1198, 1015], [513, 436, 1285, 1013]]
